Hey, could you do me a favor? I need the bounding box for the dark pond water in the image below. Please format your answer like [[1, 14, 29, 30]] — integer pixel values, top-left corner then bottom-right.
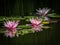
[[0, 22, 60, 45]]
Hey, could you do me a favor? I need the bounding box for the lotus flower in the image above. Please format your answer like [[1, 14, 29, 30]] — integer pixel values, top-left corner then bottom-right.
[[4, 21, 19, 37], [30, 17, 43, 32]]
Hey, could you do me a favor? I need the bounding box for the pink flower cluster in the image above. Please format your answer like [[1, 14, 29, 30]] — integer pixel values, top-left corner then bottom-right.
[[30, 17, 43, 32], [3, 8, 50, 38], [4, 21, 19, 38]]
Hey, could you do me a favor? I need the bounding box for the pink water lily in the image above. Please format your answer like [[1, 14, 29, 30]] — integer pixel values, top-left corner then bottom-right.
[[36, 8, 50, 17], [4, 20, 19, 37], [30, 17, 43, 32]]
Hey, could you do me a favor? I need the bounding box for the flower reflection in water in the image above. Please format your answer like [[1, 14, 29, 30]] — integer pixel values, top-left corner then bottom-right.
[[36, 8, 50, 21], [4, 20, 19, 38], [30, 17, 43, 32]]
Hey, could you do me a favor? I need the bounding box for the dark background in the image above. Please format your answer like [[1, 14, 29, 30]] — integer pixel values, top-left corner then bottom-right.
[[0, 0, 60, 45], [0, 0, 60, 16]]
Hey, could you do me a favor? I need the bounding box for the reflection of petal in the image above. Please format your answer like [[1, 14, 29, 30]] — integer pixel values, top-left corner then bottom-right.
[[32, 26, 43, 32], [5, 31, 15, 38], [32, 24, 43, 32], [44, 17, 49, 21]]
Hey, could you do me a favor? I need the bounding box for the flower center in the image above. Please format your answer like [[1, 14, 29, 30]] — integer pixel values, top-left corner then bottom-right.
[[32, 23, 39, 27], [7, 27, 15, 32]]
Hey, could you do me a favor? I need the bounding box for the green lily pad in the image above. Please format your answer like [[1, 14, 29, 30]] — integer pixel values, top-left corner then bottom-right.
[[48, 13, 60, 18]]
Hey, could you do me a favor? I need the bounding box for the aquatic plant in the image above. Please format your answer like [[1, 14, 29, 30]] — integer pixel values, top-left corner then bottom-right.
[[36, 8, 50, 21], [0, 7, 55, 38], [4, 20, 19, 37], [30, 17, 43, 32]]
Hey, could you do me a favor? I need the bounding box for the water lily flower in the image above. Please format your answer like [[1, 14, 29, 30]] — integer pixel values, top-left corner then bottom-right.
[[4, 20, 19, 38], [36, 8, 50, 17], [30, 17, 43, 32], [36, 8, 50, 21]]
